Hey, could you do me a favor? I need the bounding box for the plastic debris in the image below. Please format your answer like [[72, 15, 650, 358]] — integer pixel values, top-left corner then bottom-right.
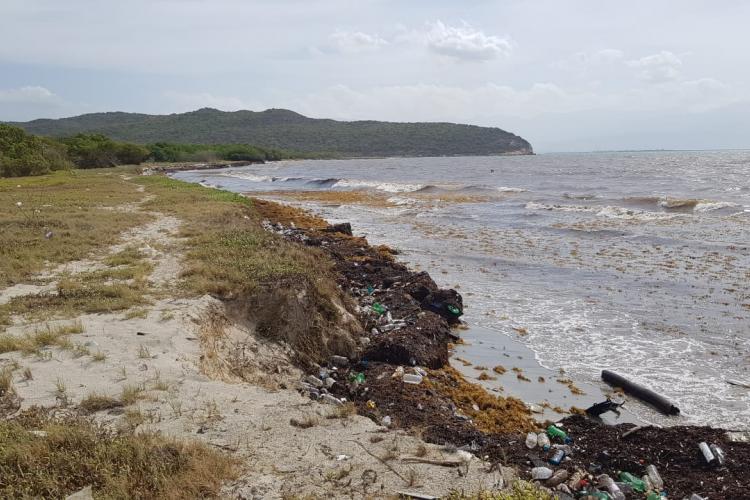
[[549, 448, 566, 465], [305, 375, 324, 388], [330, 355, 349, 367], [597, 474, 626, 500], [618, 471, 646, 493], [372, 303, 386, 315], [531, 466, 554, 480], [403, 373, 423, 385], [547, 425, 573, 444], [699, 441, 716, 465], [382, 415, 392, 427], [537, 432, 551, 451], [645, 464, 664, 490], [525, 432, 538, 449], [321, 394, 343, 406]]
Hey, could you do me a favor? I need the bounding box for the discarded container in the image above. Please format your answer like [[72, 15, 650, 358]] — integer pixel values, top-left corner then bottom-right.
[[306, 375, 324, 388], [366, 285, 375, 295], [321, 394, 343, 406], [618, 471, 646, 492], [614, 482, 634, 496], [392, 366, 405, 379], [709, 444, 726, 466], [546, 469, 569, 487], [349, 372, 366, 384], [531, 466, 554, 480], [698, 441, 716, 465], [325, 377, 335, 388], [597, 474, 626, 500], [601, 370, 680, 415], [646, 492, 661, 500], [330, 355, 349, 367], [372, 303, 386, 315], [403, 373, 423, 385], [547, 425, 573, 444], [552, 444, 572, 455], [366, 400, 376, 409], [645, 464, 664, 490], [382, 415, 392, 427], [549, 449, 566, 466], [567, 470, 585, 490], [537, 432, 551, 451], [525, 432, 538, 449]]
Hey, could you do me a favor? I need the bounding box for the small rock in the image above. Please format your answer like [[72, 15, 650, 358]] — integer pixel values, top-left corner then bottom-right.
[[382, 415, 392, 427], [305, 375, 324, 388]]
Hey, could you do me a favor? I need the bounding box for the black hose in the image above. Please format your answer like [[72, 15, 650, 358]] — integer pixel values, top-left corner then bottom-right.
[[601, 370, 680, 416]]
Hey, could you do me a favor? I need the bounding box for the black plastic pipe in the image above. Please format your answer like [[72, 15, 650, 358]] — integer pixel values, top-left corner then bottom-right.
[[601, 370, 680, 416]]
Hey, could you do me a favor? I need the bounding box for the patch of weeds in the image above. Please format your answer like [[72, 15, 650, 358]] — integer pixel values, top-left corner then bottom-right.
[[54, 378, 68, 406], [22, 367, 33, 381], [104, 246, 147, 267], [79, 393, 123, 414], [0, 321, 84, 356], [446, 480, 553, 500], [120, 383, 145, 405], [159, 310, 175, 321], [326, 402, 357, 420], [124, 308, 149, 320], [71, 343, 90, 358], [0, 408, 237, 498], [289, 415, 320, 429], [137, 345, 151, 359], [123, 408, 146, 429], [91, 350, 107, 362]]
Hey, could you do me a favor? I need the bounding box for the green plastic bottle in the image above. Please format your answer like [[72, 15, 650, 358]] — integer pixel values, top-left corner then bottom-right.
[[372, 303, 386, 315], [546, 425, 573, 443], [619, 471, 646, 493], [646, 492, 661, 500]]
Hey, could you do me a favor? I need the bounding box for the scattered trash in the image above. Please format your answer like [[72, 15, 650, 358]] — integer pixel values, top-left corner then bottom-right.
[[585, 399, 623, 417], [325, 377, 336, 388], [709, 443, 726, 466], [349, 372, 366, 384], [396, 491, 438, 500], [618, 471, 646, 492], [546, 469, 569, 487], [549, 448, 566, 465], [44, 230, 53, 239], [597, 474, 625, 500], [392, 366, 404, 379], [321, 394, 343, 406], [372, 303, 387, 315], [525, 431, 538, 449], [382, 415, 392, 427], [305, 375, 324, 388], [366, 400, 376, 409], [537, 432, 551, 450], [601, 370, 680, 416], [698, 441, 716, 465], [645, 464, 664, 490], [335, 454, 350, 461], [547, 424, 573, 444], [330, 355, 349, 367], [403, 373, 423, 385], [531, 466, 554, 480]]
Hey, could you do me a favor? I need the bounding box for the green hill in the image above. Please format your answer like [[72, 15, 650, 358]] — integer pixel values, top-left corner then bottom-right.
[[10, 108, 533, 157]]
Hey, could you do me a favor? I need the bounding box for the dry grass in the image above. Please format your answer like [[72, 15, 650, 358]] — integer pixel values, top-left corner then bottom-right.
[[121, 383, 145, 405], [446, 480, 553, 500], [0, 169, 149, 289], [0, 409, 237, 499], [0, 320, 83, 356], [289, 415, 320, 429], [79, 392, 123, 414], [326, 402, 357, 419]]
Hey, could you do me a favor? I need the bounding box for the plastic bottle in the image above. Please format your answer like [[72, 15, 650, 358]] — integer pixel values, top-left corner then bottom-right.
[[546, 469, 569, 487], [709, 444, 726, 466], [547, 425, 573, 443], [645, 464, 664, 490], [619, 471, 646, 492], [531, 466, 554, 480], [525, 432, 538, 449], [537, 432, 551, 450], [549, 448, 566, 465], [646, 492, 661, 500], [552, 444, 572, 455], [597, 474, 626, 500], [698, 442, 716, 465]]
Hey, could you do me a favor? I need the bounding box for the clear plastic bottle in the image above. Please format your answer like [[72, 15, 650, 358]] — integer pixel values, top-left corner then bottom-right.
[[645, 464, 664, 490], [698, 442, 716, 465], [525, 432, 538, 449], [546, 469, 569, 487], [549, 448, 566, 465], [531, 466, 554, 480], [597, 474, 626, 500], [537, 432, 551, 450], [710, 444, 726, 466]]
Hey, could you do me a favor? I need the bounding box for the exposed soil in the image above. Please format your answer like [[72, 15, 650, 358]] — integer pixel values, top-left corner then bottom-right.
[[257, 202, 750, 499]]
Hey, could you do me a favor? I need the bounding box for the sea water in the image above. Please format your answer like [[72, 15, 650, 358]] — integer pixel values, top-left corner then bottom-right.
[[174, 151, 750, 429]]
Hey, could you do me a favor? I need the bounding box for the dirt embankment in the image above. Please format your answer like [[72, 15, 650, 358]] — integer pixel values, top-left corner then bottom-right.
[[255, 201, 750, 500]]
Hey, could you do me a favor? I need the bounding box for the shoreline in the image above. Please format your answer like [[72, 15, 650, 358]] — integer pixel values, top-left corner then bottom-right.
[[247, 190, 750, 499]]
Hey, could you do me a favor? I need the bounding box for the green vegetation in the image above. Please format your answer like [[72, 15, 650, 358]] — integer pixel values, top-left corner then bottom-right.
[[60, 133, 150, 168], [148, 142, 288, 162], [0, 409, 237, 499], [11, 107, 533, 157], [0, 124, 72, 177]]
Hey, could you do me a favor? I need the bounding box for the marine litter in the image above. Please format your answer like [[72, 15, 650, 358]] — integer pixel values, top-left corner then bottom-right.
[[253, 200, 750, 499]]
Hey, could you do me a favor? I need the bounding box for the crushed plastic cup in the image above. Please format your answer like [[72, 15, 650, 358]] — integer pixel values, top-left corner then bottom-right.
[[402, 373, 423, 385]]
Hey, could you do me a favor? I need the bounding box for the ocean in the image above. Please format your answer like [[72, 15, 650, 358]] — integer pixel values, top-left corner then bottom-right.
[[173, 151, 750, 430]]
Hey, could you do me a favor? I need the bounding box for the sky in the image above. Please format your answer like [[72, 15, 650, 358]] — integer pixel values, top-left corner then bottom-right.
[[1, 0, 749, 152]]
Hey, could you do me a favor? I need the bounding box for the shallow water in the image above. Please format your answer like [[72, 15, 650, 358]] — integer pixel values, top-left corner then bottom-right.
[[174, 151, 750, 429]]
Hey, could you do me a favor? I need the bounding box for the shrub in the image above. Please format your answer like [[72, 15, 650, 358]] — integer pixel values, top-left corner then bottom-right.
[[0, 124, 72, 177]]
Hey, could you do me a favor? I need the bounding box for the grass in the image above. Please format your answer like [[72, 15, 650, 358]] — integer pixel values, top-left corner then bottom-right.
[[79, 392, 123, 414], [121, 383, 145, 405], [0, 409, 237, 499], [0, 320, 83, 356], [0, 169, 149, 289]]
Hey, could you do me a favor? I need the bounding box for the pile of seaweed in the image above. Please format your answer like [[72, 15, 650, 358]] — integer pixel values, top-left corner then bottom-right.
[[255, 202, 750, 499]]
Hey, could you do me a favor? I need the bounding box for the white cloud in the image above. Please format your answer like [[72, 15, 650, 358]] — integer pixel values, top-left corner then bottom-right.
[[326, 30, 388, 53], [0, 86, 58, 103], [627, 51, 683, 83], [423, 21, 512, 61]]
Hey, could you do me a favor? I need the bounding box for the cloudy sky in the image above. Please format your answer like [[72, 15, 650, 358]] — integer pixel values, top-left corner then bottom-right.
[[1, 0, 749, 151]]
